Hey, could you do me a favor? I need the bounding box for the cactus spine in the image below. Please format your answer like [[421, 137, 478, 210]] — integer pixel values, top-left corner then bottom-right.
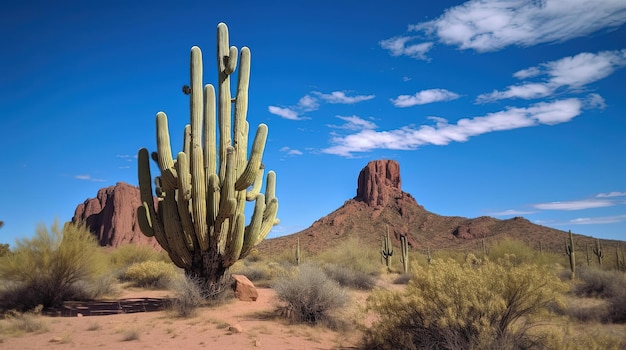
[[137, 23, 279, 295], [593, 239, 603, 266], [381, 226, 393, 271], [564, 230, 575, 279], [400, 235, 409, 274]]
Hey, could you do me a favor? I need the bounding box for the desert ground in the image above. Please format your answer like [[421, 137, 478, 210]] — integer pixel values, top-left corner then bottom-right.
[[0, 286, 372, 350]]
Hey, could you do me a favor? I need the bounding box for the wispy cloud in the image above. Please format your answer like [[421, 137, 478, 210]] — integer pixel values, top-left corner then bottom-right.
[[279, 147, 303, 156], [596, 191, 626, 198], [477, 50, 626, 102], [268, 106, 303, 120], [116, 154, 137, 161], [406, 0, 626, 53], [379, 36, 434, 60], [569, 214, 626, 225], [392, 88, 460, 107], [269, 90, 374, 120], [533, 199, 616, 211], [327, 115, 378, 130], [541, 214, 626, 226], [322, 98, 582, 157], [490, 209, 536, 216], [74, 174, 106, 182], [313, 91, 375, 104]]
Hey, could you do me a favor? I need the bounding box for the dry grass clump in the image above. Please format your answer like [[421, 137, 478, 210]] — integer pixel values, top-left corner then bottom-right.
[[0, 310, 49, 340], [313, 238, 380, 289], [363, 255, 568, 350], [167, 275, 207, 318], [567, 266, 626, 324], [0, 221, 110, 311], [273, 263, 349, 327], [122, 260, 179, 289]]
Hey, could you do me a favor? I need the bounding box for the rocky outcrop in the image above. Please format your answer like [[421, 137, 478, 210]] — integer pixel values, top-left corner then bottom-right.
[[355, 159, 402, 207], [72, 182, 160, 249]]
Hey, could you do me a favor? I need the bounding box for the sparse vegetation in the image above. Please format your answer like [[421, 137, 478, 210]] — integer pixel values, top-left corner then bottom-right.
[[273, 263, 349, 326], [363, 256, 568, 350], [0, 221, 109, 311], [122, 260, 179, 288], [168, 275, 206, 317]]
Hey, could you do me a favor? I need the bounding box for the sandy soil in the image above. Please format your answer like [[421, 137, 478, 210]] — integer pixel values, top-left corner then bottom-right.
[[0, 288, 366, 350]]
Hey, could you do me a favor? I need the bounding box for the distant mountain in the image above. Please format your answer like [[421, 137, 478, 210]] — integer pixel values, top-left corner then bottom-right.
[[258, 160, 623, 257]]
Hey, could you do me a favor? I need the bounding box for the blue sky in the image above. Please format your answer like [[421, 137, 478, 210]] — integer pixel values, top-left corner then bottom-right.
[[1, 0, 625, 247]]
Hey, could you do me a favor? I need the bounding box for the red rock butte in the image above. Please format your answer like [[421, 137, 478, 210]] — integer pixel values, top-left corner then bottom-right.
[[72, 182, 160, 249]]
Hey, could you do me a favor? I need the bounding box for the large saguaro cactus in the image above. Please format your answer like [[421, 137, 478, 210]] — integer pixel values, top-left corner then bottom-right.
[[137, 22, 279, 296]]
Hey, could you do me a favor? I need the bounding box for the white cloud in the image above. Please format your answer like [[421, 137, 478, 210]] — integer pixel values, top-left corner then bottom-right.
[[477, 50, 626, 102], [327, 115, 378, 130], [490, 209, 536, 216], [74, 174, 106, 182], [269, 90, 374, 120], [392, 89, 460, 107], [313, 91, 375, 104], [279, 147, 303, 156], [569, 214, 626, 225], [379, 36, 434, 60], [533, 199, 615, 210], [322, 98, 582, 156], [268, 106, 302, 120], [409, 0, 626, 52], [597, 191, 626, 198]]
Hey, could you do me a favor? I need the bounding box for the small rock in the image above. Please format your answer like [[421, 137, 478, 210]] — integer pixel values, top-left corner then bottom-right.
[[49, 337, 63, 343], [228, 324, 243, 333]]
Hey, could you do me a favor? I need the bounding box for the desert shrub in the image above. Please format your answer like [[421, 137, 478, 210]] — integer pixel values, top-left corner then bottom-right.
[[392, 273, 411, 285], [273, 263, 349, 326], [0, 221, 109, 311], [0, 243, 10, 257], [168, 275, 206, 317], [122, 260, 179, 288], [108, 244, 168, 270], [322, 263, 376, 290], [487, 238, 539, 265], [313, 238, 382, 287], [0, 310, 48, 337], [363, 256, 568, 350], [574, 266, 624, 298]]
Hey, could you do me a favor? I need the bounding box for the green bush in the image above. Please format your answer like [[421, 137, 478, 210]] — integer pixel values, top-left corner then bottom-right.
[[273, 263, 349, 326], [123, 260, 179, 288], [0, 221, 109, 311], [363, 256, 568, 350], [315, 238, 381, 277]]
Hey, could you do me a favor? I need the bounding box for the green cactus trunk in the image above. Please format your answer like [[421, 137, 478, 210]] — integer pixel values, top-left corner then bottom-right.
[[137, 23, 278, 297], [593, 239, 603, 267], [381, 226, 393, 271], [400, 235, 409, 274], [565, 230, 575, 279]]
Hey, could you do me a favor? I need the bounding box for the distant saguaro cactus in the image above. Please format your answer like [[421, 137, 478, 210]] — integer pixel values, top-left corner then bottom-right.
[[593, 239, 603, 267], [137, 23, 279, 296], [381, 226, 393, 271], [564, 230, 575, 279], [400, 235, 409, 274]]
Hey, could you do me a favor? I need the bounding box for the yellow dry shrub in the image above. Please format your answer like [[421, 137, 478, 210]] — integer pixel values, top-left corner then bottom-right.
[[364, 255, 568, 350], [123, 260, 179, 288]]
